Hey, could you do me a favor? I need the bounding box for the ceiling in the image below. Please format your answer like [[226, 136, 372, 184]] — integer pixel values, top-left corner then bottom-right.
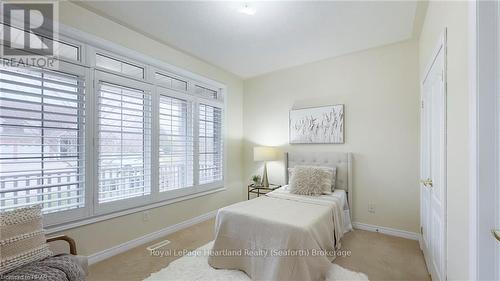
[[76, 1, 419, 78]]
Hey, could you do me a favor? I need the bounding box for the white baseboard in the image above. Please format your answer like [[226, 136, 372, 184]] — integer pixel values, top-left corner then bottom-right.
[[87, 215, 419, 264], [352, 222, 420, 241], [88, 210, 218, 265]]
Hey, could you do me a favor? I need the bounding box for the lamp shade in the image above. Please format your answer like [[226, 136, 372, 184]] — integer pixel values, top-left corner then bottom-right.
[[253, 146, 279, 162]]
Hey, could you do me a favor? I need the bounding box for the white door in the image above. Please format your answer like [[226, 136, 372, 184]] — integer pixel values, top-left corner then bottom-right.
[[421, 37, 446, 281], [472, 1, 500, 279], [495, 12, 500, 278]]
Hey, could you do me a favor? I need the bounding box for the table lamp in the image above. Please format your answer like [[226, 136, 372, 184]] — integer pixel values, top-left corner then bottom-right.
[[253, 146, 279, 187]]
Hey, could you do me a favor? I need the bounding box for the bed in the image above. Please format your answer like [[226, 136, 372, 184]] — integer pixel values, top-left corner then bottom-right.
[[208, 152, 353, 281]]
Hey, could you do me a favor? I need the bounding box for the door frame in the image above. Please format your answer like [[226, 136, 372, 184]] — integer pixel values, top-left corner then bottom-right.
[[469, 1, 499, 280], [420, 29, 448, 281]]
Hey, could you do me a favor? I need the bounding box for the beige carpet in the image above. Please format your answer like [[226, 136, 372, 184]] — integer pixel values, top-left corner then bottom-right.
[[145, 241, 369, 281], [88, 219, 430, 281]]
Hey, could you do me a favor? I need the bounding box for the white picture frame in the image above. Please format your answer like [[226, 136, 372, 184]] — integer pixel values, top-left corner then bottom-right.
[[289, 105, 344, 144]]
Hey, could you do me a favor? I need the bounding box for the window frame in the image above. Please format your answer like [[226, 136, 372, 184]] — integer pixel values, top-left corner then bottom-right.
[[195, 98, 225, 192], [154, 71, 189, 93], [0, 25, 226, 229], [155, 86, 197, 201], [93, 70, 154, 215], [89, 47, 148, 82], [53, 61, 93, 225], [0, 59, 93, 226]]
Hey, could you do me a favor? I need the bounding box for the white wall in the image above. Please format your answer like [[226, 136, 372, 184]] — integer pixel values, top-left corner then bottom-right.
[[418, 1, 470, 279], [54, 2, 244, 256], [243, 39, 421, 233]]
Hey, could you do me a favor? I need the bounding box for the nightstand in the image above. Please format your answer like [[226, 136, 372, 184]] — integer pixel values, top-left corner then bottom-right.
[[247, 183, 281, 200]]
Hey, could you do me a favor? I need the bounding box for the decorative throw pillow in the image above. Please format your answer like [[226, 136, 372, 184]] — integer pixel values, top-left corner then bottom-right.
[[289, 166, 334, 196], [288, 166, 337, 192], [0, 205, 52, 275]]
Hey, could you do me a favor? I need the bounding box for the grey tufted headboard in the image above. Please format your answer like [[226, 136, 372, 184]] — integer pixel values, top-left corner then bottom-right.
[[285, 152, 353, 214]]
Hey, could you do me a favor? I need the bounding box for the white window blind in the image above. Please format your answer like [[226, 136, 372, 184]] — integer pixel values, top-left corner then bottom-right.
[[159, 94, 193, 192], [198, 104, 223, 184], [155, 73, 188, 92], [97, 81, 151, 203], [0, 23, 80, 62], [0, 25, 226, 226], [96, 54, 144, 79], [0, 65, 86, 213], [194, 85, 218, 100]]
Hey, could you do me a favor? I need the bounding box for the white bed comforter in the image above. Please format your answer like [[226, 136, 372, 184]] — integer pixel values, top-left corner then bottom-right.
[[208, 189, 345, 281]]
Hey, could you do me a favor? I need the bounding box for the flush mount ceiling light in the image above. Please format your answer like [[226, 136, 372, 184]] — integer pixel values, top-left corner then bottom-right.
[[238, 3, 256, 16]]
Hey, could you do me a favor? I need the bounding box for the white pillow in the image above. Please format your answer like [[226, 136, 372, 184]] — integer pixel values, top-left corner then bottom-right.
[[289, 166, 334, 196], [288, 166, 337, 192]]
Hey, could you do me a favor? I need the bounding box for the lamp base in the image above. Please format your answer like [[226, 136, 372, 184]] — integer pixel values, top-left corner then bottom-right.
[[261, 162, 269, 187]]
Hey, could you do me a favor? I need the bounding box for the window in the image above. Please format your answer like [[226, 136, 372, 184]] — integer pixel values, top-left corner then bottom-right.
[[52, 40, 80, 62], [97, 77, 151, 203], [0, 27, 225, 227], [155, 72, 188, 92], [59, 137, 77, 154], [96, 54, 145, 79], [159, 94, 193, 192], [0, 64, 86, 214], [194, 85, 219, 100], [198, 104, 223, 185], [0, 23, 80, 61]]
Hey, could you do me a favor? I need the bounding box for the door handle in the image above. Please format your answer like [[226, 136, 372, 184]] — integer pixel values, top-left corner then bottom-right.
[[492, 230, 500, 242], [420, 178, 433, 187]]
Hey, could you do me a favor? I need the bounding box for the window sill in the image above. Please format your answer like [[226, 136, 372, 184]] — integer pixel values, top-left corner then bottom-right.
[[45, 186, 226, 234]]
